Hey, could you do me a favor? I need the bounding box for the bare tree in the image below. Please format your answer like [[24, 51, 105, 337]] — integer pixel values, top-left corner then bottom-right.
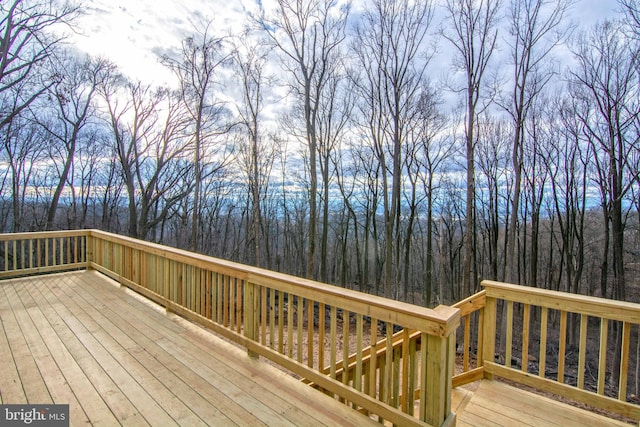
[[258, 0, 350, 280], [443, 0, 502, 296], [103, 81, 193, 240], [40, 53, 113, 230], [161, 18, 233, 252], [233, 35, 276, 267], [619, 0, 640, 39], [571, 20, 639, 387], [570, 20, 639, 302], [0, 0, 79, 132], [2, 111, 46, 231], [475, 117, 511, 282], [351, 0, 434, 298], [413, 86, 451, 305], [502, 0, 574, 284]]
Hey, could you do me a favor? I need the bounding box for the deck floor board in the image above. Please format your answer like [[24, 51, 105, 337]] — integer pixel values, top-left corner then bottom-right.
[[455, 378, 631, 426], [0, 271, 378, 426]]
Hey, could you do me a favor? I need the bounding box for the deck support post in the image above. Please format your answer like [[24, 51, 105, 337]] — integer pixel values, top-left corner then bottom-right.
[[423, 332, 456, 426], [244, 281, 259, 358]]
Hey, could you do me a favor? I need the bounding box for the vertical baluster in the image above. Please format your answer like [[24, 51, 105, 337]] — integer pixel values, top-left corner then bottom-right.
[[66, 236, 71, 265], [539, 307, 548, 378], [578, 314, 588, 389], [20, 239, 25, 269], [506, 301, 513, 368], [278, 290, 284, 354], [401, 328, 410, 414], [29, 239, 34, 269], [477, 309, 484, 370], [287, 293, 294, 358], [369, 318, 378, 399], [297, 296, 304, 363], [330, 306, 337, 379], [217, 273, 224, 324], [383, 323, 393, 405], [393, 344, 400, 409], [558, 310, 567, 383], [13, 238, 18, 270], [408, 334, 417, 416], [45, 238, 50, 268], [236, 279, 243, 334], [307, 299, 314, 368], [269, 288, 276, 349], [355, 314, 363, 394], [619, 322, 631, 401], [319, 303, 326, 372], [261, 286, 268, 345], [37, 239, 42, 269], [419, 332, 428, 421], [522, 303, 530, 372], [342, 310, 350, 393], [222, 275, 233, 328], [597, 318, 608, 395], [463, 315, 471, 371]]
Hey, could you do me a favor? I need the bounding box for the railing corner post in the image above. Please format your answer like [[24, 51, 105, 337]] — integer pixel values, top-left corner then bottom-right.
[[423, 331, 455, 427]]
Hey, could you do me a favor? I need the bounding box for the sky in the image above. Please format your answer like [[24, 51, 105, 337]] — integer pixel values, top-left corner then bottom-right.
[[70, 0, 621, 89], [71, 0, 255, 85]]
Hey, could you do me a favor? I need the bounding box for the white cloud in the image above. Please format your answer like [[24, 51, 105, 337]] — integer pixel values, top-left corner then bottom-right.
[[72, 0, 252, 85]]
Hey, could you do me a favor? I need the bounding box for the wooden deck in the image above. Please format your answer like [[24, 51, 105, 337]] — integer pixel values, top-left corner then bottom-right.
[[1, 269, 633, 427], [0, 270, 378, 426], [453, 380, 631, 426]]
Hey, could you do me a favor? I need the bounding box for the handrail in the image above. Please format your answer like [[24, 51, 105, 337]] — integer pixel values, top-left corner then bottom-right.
[[88, 230, 458, 336], [481, 280, 640, 422], [0, 230, 459, 427]]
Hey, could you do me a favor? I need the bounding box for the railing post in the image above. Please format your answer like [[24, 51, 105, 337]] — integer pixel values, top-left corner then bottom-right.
[[419, 305, 458, 427], [244, 281, 259, 358], [482, 289, 497, 380], [423, 332, 455, 426], [86, 231, 94, 269]]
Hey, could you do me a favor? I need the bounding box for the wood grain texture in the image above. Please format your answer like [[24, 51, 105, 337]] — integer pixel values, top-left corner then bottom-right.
[[0, 271, 378, 426], [455, 379, 630, 427]]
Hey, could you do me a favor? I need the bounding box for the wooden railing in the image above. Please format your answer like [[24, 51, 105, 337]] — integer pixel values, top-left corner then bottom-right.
[[328, 289, 488, 411], [0, 230, 89, 278], [482, 280, 640, 421], [0, 230, 459, 427], [450, 280, 640, 422], [7, 230, 635, 423], [451, 291, 486, 388]]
